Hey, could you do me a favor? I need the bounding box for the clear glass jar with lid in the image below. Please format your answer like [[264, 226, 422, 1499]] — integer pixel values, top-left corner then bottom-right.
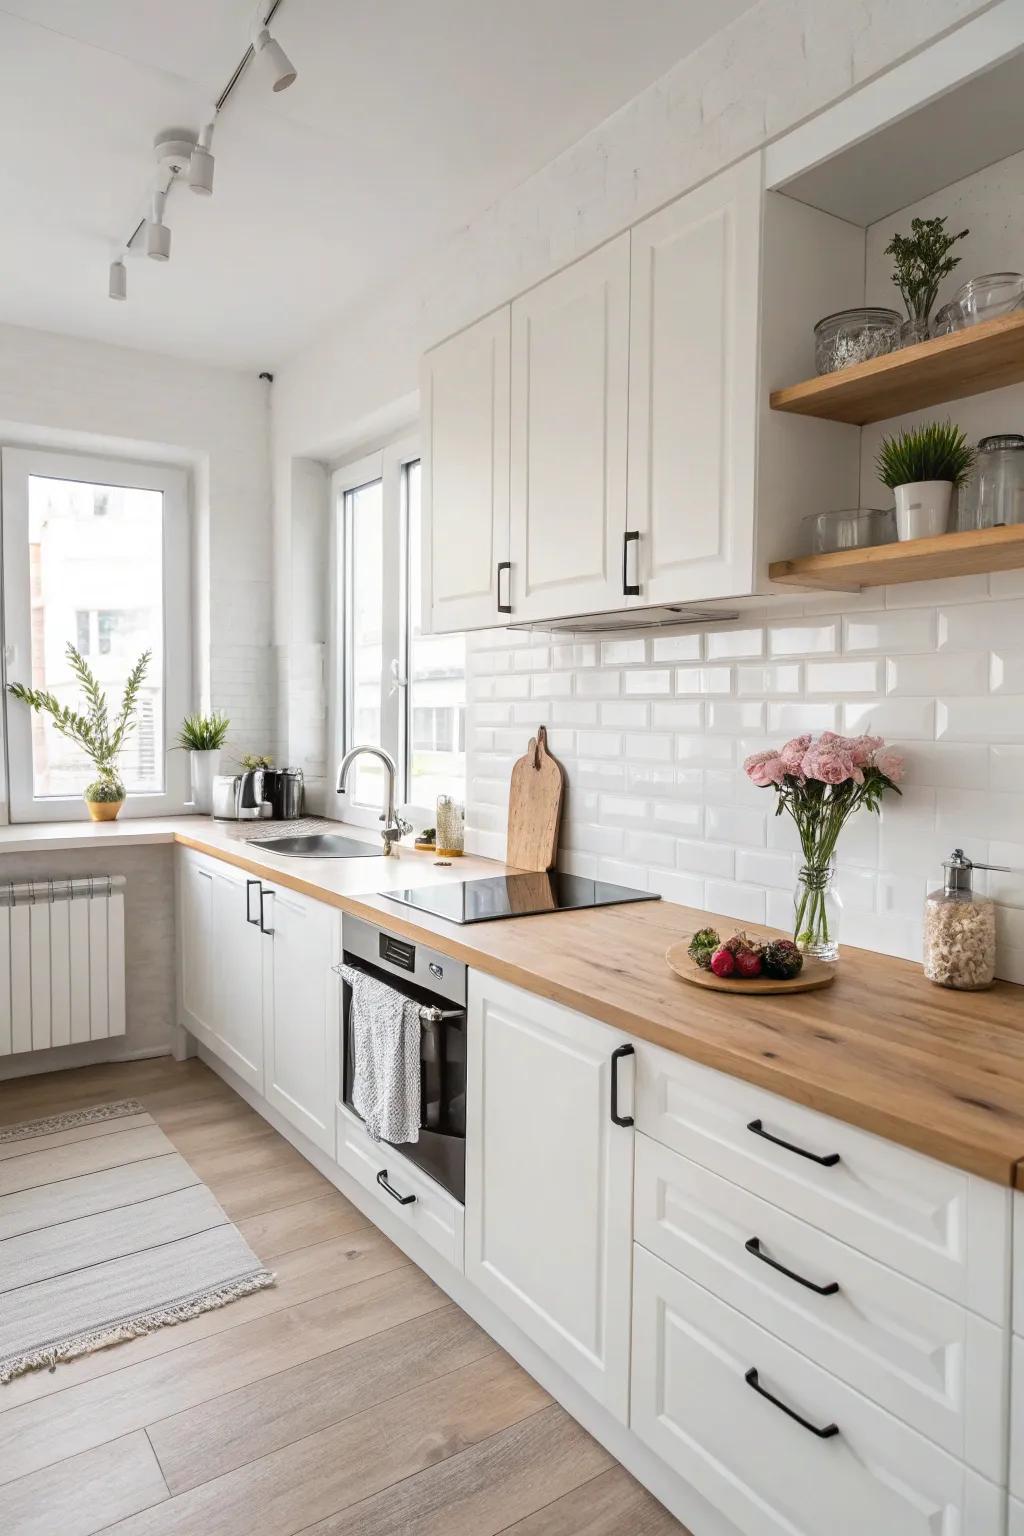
[[959, 434, 1024, 530], [923, 849, 998, 990]]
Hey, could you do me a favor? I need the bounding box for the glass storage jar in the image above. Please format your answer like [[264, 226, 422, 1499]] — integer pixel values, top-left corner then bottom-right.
[[951, 272, 1024, 326], [436, 795, 464, 856], [813, 308, 901, 375], [959, 434, 1024, 529], [802, 507, 896, 554], [923, 850, 996, 990]]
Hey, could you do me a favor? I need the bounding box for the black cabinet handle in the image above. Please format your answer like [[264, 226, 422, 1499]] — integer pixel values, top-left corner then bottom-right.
[[610, 1043, 635, 1127], [377, 1168, 416, 1205], [747, 1118, 840, 1168], [258, 885, 274, 936], [745, 1237, 840, 1296], [745, 1368, 839, 1439], [245, 878, 261, 927], [622, 530, 640, 596], [497, 560, 512, 614]]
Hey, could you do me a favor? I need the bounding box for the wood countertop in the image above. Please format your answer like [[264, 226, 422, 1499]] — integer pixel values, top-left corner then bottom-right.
[[4, 816, 1023, 1185]]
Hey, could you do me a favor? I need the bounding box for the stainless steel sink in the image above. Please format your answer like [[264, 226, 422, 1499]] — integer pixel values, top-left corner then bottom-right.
[[257, 833, 384, 858]]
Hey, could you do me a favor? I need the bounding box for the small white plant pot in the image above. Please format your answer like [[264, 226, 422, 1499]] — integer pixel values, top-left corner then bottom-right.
[[893, 481, 953, 541], [190, 749, 220, 813]]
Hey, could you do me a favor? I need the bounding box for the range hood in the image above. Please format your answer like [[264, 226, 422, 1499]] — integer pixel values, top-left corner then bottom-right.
[[507, 603, 739, 634]]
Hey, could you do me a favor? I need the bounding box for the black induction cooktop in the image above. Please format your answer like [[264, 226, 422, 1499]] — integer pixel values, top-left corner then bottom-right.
[[384, 872, 660, 925]]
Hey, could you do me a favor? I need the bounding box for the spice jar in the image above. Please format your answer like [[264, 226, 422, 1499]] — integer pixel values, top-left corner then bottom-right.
[[435, 795, 464, 856], [923, 850, 997, 990]]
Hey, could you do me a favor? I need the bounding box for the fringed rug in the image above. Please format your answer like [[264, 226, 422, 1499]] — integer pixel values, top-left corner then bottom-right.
[[0, 1098, 275, 1384]]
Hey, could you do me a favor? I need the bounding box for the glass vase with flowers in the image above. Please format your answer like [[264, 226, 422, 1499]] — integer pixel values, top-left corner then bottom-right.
[[744, 733, 905, 961]]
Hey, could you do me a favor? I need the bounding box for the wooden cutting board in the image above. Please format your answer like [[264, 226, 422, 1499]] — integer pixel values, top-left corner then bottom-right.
[[666, 938, 836, 995], [506, 725, 565, 872]]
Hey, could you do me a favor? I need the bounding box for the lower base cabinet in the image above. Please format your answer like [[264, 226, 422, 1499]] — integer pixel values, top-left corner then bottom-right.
[[464, 971, 635, 1422], [1011, 1497, 1024, 1536], [336, 1104, 465, 1271], [630, 1244, 1004, 1536], [179, 850, 262, 1090]]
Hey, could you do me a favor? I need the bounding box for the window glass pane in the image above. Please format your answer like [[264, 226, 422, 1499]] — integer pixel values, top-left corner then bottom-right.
[[344, 478, 385, 807], [406, 461, 466, 811], [27, 475, 164, 797]]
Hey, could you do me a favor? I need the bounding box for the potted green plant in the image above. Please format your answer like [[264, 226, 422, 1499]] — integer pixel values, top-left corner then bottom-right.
[[7, 645, 150, 820], [884, 215, 968, 345], [176, 712, 230, 813], [876, 421, 976, 541]]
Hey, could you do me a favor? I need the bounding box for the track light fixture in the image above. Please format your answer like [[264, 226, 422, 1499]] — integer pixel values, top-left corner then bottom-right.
[[108, 259, 127, 301], [108, 2, 296, 298], [189, 123, 215, 195], [253, 25, 297, 92], [146, 191, 171, 261]]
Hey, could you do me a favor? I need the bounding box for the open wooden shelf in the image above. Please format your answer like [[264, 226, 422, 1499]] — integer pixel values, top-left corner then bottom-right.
[[768, 523, 1024, 591], [769, 310, 1024, 425]]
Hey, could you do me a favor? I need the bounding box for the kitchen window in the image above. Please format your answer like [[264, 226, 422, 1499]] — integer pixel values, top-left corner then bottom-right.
[[0, 447, 191, 821], [332, 440, 466, 825]]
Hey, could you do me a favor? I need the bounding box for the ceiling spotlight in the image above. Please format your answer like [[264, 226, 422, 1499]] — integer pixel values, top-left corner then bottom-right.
[[108, 259, 127, 301], [146, 191, 171, 261], [189, 123, 215, 196], [253, 25, 297, 91]]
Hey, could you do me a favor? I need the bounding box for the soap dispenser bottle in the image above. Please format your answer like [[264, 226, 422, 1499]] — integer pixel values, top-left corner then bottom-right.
[[923, 849, 1000, 990]]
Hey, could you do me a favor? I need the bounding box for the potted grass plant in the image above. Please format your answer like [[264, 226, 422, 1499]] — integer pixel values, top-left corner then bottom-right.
[[176, 712, 230, 813], [7, 645, 151, 820], [876, 420, 976, 541]]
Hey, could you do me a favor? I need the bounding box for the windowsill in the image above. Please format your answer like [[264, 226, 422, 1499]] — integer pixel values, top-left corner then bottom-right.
[[0, 813, 202, 854]]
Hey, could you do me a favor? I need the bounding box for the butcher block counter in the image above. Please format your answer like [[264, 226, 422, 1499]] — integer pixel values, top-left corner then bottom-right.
[[2, 815, 1022, 1184]]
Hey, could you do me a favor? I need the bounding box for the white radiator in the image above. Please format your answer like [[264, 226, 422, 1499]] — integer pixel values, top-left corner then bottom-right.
[[0, 876, 126, 1055]]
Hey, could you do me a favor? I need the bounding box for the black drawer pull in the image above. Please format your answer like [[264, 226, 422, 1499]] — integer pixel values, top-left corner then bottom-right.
[[245, 878, 261, 926], [745, 1368, 839, 1440], [745, 1237, 840, 1296], [376, 1168, 416, 1205], [610, 1043, 635, 1127], [258, 884, 274, 936], [747, 1118, 840, 1167]]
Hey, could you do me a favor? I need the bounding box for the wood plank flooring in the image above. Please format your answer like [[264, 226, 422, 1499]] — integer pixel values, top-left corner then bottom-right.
[[0, 1057, 688, 1535]]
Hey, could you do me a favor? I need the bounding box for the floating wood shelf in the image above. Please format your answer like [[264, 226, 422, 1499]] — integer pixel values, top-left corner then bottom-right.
[[769, 311, 1024, 425], [768, 523, 1024, 591]]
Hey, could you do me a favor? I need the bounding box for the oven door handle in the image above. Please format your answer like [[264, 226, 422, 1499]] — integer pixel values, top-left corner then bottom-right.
[[376, 1168, 416, 1205]]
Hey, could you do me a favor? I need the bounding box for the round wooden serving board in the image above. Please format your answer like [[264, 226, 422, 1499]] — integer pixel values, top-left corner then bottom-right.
[[666, 938, 836, 995]]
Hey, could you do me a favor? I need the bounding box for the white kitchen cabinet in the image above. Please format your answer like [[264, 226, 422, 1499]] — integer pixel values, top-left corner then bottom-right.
[[465, 970, 634, 1421], [1012, 1497, 1024, 1536], [178, 850, 262, 1091], [420, 306, 511, 633], [626, 154, 761, 604], [260, 882, 338, 1155], [631, 1244, 1004, 1536], [508, 235, 630, 623]]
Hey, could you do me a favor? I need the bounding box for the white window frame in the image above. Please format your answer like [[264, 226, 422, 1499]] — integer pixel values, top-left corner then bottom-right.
[[329, 435, 436, 829], [1, 446, 192, 822]]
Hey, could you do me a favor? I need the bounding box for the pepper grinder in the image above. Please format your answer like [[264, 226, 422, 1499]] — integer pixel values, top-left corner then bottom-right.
[[923, 849, 1014, 990]]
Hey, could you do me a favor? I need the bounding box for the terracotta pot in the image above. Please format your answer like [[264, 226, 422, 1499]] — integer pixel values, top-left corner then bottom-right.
[[86, 798, 124, 822]]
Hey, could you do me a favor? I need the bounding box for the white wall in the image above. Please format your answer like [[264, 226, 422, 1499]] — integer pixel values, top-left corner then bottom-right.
[[0, 321, 274, 1066], [270, 0, 998, 788]]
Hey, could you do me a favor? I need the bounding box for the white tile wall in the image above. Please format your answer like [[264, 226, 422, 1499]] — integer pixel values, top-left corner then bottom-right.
[[466, 577, 1024, 982]]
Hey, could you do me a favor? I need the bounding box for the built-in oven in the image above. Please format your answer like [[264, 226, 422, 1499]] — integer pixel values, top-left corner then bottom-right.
[[338, 915, 467, 1203]]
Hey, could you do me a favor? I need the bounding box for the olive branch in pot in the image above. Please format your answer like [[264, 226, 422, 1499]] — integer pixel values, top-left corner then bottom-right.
[[7, 644, 151, 804]]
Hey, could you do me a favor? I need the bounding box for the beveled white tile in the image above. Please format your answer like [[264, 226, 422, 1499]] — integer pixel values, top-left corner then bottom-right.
[[768, 621, 838, 657], [599, 793, 650, 823], [991, 652, 1024, 693], [649, 869, 706, 906], [623, 830, 677, 866], [676, 734, 735, 765], [548, 699, 598, 726], [575, 729, 623, 758], [883, 574, 989, 608], [991, 745, 1024, 792], [576, 670, 621, 697], [600, 701, 649, 729], [652, 701, 703, 731], [937, 697, 1024, 743], [652, 800, 703, 833], [574, 760, 627, 790], [735, 849, 795, 888], [843, 609, 936, 653], [886, 652, 988, 696], [706, 804, 766, 846], [902, 743, 988, 789], [938, 599, 1024, 651], [735, 663, 802, 696], [513, 647, 550, 671], [652, 633, 702, 662], [706, 626, 764, 660], [677, 839, 736, 878], [597, 857, 650, 888], [625, 732, 674, 761], [767, 701, 837, 734], [602, 638, 647, 665], [805, 659, 882, 695], [843, 698, 935, 738], [530, 671, 573, 697], [623, 669, 673, 695], [707, 701, 765, 734], [706, 880, 767, 923], [674, 666, 733, 695]]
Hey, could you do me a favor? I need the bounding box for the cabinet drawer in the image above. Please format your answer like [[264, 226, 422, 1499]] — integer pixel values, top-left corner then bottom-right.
[[634, 1133, 1005, 1479], [1012, 1496, 1024, 1536], [636, 1041, 1009, 1321], [336, 1106, 464, 1273], [631, 1245, 1004, 1536]]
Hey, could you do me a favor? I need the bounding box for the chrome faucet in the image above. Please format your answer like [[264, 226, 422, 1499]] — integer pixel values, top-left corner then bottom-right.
[[336, 746, 412, 856]]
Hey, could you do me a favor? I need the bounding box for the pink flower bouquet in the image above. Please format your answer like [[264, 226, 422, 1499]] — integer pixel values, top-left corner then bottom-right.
[[743, 732, 904, 959]]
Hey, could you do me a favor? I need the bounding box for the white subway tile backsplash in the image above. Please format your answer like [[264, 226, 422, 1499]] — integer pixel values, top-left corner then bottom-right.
[[602, 638, 647, 665], [625, 732, 674, 761], [576, 670, 621, 697], [805, 659, 882, 695], [676, 734, 735, 765], [886, 652, 988, 696], [652, 800, 703, 833], [991, 745, 1024, 792], [938, 600, 1024, 650], [623, 830, 678, 866], [597, 857, 650, 889], [649, 869, 706, 907], [653, 701, 704, 731], [575, 729, 623, 758], [514, 647, 550, 671], [937, 697, 1024, 743], [600, 701, 650, 728], [706, 627, 764, 660], [548, 700, 599, 726], [623, 669, 673, 695], [735, 849, 795, 888], [707, 701, 765, 734], [991, 652, 1024, 693], [883, 574, 989, 609], [769, 621, 838, 657], [767, 701, 837, 734], [706, 880, 767, 924], [903, 743, 988, 789], [706, 804, 766, 847], [575, 760, 627, 791], [677, 839, 736, 878], [531, 671, 574, 698], [843, 698, 935, 739], [599, 793, 650, 823], [735, 663, 801, 696], [843, 609, 935, 653], [675, 666, 732, 695], [652, 633, 702, 662]]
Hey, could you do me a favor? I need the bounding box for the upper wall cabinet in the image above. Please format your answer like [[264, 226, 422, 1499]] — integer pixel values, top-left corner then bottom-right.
[[508, 235, 630, 624], [627, 155, 762, 605], [421, 306, 511, 634]]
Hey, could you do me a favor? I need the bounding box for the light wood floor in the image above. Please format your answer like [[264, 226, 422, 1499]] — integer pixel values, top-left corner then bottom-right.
[[0, 1056, 689, 1536]]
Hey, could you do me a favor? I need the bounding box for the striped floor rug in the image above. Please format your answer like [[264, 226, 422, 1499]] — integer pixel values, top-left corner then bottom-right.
[[0, 1098, 274, 1384]]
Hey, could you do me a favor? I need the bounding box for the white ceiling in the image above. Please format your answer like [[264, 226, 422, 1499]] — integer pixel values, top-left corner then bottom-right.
[[0, 0, 756, 369]]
